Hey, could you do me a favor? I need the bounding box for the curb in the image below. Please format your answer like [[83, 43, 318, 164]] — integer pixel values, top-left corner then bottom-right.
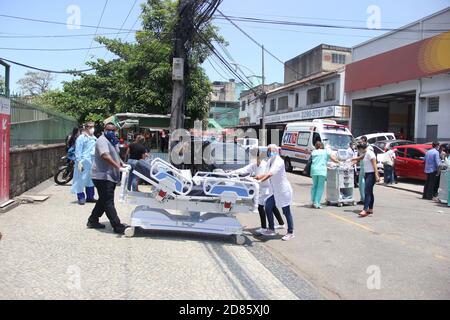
[[380, 183, 423, 195]]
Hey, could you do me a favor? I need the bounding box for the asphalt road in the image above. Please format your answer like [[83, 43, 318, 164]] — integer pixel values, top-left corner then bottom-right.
[[238, 171, 450, 299]]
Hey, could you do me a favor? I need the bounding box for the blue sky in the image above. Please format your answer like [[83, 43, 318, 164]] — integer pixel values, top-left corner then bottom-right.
[[1, 0, 449, 93]]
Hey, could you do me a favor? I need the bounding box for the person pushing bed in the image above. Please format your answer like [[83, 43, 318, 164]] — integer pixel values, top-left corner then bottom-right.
[[230, 146, 286, 235]]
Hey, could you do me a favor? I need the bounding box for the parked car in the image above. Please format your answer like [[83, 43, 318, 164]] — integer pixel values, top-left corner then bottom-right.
[[237, 137, 258, 150], [356, 132, 396, 145], [392, 144, 433, 181], [375, 139, 415, 152]]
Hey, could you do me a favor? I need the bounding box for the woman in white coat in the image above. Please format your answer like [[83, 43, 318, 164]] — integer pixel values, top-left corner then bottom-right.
[[255, 144, 295, 241], [232, 147, 285, 235]]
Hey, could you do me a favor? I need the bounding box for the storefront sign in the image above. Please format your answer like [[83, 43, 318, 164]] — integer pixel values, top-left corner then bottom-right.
[[263, 105, 350, 124], [0, 96, 10, 204]]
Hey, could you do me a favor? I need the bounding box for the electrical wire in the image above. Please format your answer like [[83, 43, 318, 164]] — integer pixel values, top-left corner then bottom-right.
[[83, 0, 109, 63], [0, 46, 107, 51]]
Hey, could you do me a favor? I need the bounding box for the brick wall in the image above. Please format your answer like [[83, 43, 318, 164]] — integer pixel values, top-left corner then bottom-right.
[[10, 144, 66, 197]]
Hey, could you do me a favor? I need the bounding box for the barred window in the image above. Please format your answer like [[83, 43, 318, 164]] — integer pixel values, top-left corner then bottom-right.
[[427, 97, 439, 112]]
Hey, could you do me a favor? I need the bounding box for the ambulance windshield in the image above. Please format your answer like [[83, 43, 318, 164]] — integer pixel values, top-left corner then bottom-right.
[[321, 133, 353, 150]]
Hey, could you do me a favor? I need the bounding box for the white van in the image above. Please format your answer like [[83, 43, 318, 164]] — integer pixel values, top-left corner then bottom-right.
[[356, 132, 396, 145], [280, 119, 354, 172]]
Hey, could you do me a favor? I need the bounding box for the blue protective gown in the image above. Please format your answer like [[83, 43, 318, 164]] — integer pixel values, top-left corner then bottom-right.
[[71, 133, 97, 194]]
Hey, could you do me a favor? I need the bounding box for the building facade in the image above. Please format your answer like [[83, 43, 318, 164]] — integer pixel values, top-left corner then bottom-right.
[[345, 7, 450, 142], [208, 79, 246, 128], [238, 44, 351, 143]]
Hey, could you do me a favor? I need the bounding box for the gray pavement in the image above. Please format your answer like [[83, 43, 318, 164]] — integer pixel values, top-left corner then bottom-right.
[[0, 179, 321, 300], [238, 171, 450, 300]]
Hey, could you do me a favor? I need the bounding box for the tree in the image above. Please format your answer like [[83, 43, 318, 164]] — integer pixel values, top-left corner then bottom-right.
[[0, 75, 5, 95], [17, 71, 54, 96], [38, 0, 224, 124]]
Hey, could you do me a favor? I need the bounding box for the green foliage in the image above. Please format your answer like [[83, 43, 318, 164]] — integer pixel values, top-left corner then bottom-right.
[[38, 0, 222, 125]]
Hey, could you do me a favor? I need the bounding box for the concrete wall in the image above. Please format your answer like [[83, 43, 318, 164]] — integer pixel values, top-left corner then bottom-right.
[[9, 143, 66, 197], [352, 8, 450, 62]]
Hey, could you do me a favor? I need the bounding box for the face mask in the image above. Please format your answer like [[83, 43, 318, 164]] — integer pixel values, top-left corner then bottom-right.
[[104, 130, 119, 146], [268, 150, 277, 158], [88, 128, 95, 135]]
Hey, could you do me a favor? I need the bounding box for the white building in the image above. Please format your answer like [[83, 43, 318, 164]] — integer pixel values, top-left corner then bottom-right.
[[345, 7, 450, 142]]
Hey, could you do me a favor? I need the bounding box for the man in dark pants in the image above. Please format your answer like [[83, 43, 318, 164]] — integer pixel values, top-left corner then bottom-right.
[[87, 123, 128, 234], [423, 141, 441, 200]]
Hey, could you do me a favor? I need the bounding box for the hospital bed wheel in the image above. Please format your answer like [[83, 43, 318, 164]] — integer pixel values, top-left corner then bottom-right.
[[124, 227, 135, 238], [234, 235, 246, 245]]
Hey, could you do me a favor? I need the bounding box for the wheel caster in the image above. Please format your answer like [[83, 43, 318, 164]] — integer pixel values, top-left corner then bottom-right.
[[235, 235, 246, 245], [338, 202, 343, 207], [124, 227, 135, 238]]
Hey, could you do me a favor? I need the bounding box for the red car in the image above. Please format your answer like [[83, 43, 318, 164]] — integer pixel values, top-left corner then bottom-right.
[[392, 144, 433, 181]]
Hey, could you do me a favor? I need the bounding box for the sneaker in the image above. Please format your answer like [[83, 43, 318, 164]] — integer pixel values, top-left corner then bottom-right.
[[78, 199, 86, 205], [282, 233, 295, 241], [275, 224, 286, 230], [113, 224, 128, 234], [86, 221, 106, 229], [316, 205, 322, 209], [255, 228, 267, 235], [261, 229, 277, 236]]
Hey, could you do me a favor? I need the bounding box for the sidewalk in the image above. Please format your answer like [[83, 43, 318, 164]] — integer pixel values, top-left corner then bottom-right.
[[380, 180, 423, 195]]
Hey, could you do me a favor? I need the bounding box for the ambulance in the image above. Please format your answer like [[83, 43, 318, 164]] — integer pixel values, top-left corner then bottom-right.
[[280, 119, 354, 172]]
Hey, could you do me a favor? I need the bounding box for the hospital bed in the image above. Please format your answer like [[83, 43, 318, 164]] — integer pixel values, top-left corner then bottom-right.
[[119, 158, 259, 244]]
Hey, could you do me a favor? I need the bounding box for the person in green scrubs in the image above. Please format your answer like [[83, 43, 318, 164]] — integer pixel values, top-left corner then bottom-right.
[[310, 141, 339, 208]]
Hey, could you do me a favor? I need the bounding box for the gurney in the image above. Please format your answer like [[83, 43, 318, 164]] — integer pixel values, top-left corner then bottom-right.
[[119, 158, 259, 244]]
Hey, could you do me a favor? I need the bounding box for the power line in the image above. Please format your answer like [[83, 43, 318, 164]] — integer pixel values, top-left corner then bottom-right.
[[0, 57, 97, 74], [0, 46, 107, 51], [213, 14, 450, 33], [104, 0, 139, 60], [0, 31, 131, 39], [206, 57, 229, 81], [83, 0, 109, 64], [0, 13, 139, 32], [216, 9, 306, 81]]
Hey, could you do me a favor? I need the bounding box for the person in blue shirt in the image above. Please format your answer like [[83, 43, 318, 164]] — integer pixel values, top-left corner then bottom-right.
[[423, 141, 441, 200], [310, 141, 339, 208], [71, 122, 97, 205]]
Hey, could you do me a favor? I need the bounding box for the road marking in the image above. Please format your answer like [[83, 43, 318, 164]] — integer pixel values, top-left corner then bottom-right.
[[324, 211, 376, 233], [434, 254, 450, 262]]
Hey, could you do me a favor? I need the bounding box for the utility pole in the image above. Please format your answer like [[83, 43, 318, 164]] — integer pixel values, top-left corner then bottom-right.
[[260, 44, 267, 146], [170, 0, 191, 134]]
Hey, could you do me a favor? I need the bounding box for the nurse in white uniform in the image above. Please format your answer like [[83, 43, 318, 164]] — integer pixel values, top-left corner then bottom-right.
[[255, 144, 295, 241], [232, 147, 285, 235]]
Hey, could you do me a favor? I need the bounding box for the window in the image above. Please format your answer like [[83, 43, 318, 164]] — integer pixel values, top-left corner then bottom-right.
[[297, 132, 310, 146], [332, 53, 346, 64], [426, 125, 438, 141], [325, 83, 336, 101], [368, 138, 376, 144], [376, 136, 387, 142], [312, 132, 321, 145], [406, 148, 424, 160], [307, 87, 321, 105], [282, 132, 298, 145], [396, 148, 406, 157], [241, 100, 246, 111], [295, 93, 299, 108], [278, 96, 288, 111], [270, 99, 276, 112], [427, 97, 439, 112]]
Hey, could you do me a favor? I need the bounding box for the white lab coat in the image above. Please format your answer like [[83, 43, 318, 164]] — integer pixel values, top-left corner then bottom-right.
[[266, 155, 293, 208], [233, 160, 270, 205]]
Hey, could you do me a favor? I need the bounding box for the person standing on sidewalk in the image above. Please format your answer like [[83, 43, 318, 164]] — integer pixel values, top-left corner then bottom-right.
[[354, 136, 374, 204], [382, 147, 396, 185], [255, 144, 294, 241], [231, 147, 285, 235], [423, 141, 441, 200], [310, 141, 339, 209], [71, 122, 97, 205], [87, 123, 128, 234], [357, 143, 380, 217]]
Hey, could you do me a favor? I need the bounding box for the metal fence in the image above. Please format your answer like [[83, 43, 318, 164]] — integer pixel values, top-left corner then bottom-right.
[[10, 99, 78, 147]]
